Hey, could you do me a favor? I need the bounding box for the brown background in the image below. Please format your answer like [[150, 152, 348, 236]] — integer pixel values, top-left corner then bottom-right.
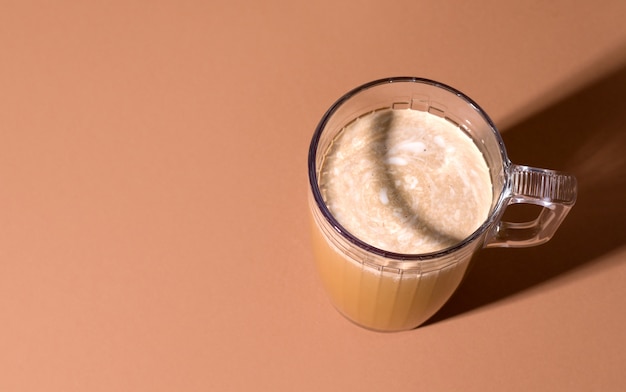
[[1, 1, 625, 391]]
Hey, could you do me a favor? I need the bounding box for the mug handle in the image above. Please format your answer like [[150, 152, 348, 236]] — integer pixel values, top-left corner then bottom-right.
[[485, 164, 577, 248]]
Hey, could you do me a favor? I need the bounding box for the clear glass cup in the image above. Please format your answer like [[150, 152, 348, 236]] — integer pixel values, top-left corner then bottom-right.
[[308, 77, 577, 332]]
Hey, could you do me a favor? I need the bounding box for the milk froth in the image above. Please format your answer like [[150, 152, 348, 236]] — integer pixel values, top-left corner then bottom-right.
[[319, 108, 492, 254]]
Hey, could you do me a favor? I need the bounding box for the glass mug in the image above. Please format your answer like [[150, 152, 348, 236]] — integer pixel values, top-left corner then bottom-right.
[[308, 77, 577, 332]]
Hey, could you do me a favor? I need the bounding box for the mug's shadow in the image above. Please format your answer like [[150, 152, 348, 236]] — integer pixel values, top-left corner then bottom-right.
[[425, 64, 626, 325]]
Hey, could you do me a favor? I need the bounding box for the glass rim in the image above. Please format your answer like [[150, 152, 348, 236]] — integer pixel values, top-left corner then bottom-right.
[[308, 76, 510, 262]]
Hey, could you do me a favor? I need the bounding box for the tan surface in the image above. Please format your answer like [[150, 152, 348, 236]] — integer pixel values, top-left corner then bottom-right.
[[1, 1, 625, 391]]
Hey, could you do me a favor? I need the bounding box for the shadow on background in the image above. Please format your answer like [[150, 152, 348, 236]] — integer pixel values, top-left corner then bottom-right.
[[426, 63, 626, 325]]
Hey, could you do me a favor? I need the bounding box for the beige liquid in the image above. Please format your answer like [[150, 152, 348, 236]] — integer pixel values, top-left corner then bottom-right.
[[313, 108, 492, 331]]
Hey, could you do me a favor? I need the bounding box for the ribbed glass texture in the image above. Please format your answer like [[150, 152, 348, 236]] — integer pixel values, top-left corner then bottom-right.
[[511, 165, 577, 205]]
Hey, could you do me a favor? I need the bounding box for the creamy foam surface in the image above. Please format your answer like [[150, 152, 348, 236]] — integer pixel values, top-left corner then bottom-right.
[[319, 109, 492, 254]]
